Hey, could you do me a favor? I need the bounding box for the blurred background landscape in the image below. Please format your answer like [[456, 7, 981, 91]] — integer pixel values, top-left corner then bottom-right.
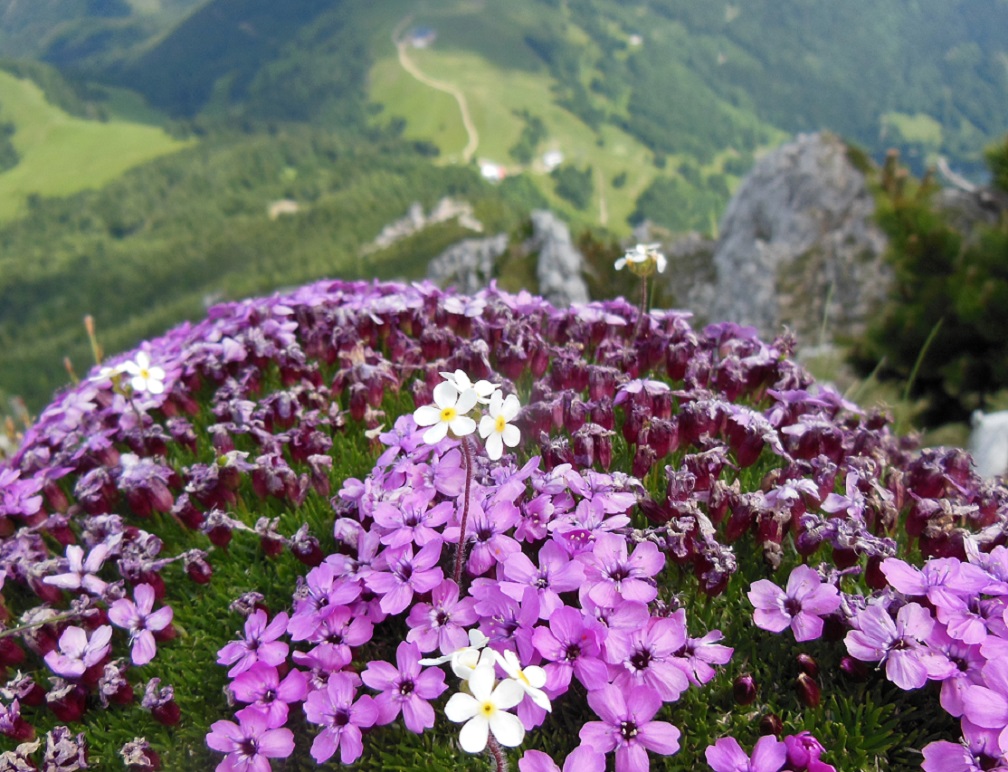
[[1, 0, 1007, 446]]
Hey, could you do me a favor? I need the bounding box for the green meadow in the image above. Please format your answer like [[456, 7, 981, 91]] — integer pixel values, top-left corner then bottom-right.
[[366, 2, 782, 234], [0, 70, 193, 222]]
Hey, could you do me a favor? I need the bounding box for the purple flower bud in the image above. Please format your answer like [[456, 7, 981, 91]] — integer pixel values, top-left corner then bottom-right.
[[796, 653, 819, 679], [733, 674, 757, 705], [759, 713, 783, 736], [839, 656, 869, 681], [795, 672, 820, 708]]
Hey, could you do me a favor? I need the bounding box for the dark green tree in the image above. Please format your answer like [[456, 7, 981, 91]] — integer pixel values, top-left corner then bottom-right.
[[851, 144, 1008, 423]]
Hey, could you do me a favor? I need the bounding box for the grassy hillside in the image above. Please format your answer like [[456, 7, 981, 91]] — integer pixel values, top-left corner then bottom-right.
[[0, 68, 192, 221], [0, 126, 537, 409]]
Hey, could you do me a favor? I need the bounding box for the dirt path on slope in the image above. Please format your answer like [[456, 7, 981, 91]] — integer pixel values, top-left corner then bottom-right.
[[393, 17, 479, 163]]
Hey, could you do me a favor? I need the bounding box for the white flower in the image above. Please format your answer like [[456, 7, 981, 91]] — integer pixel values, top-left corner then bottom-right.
[[419, 628, 489, 681], [494, 649, 551, 712], [118, 351, 166, 395], [413, 382, 478, 444], [440, 369, 499, 404], [478, 391, 521, 461], [615, 243, 666, 275], [444, 661, 525, 753]]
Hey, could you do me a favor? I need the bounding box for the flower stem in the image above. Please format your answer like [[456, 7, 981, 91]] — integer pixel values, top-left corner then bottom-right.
[[453, 436, 474, 586], [635, 274, 649, 337], [487, 736, 508, 772]]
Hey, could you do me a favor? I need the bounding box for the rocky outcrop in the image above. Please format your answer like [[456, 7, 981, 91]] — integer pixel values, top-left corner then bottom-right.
[[691, 132, 890, 343], [529, 209, 589, 307], [363, 198, 483, 254], [427, 234, 509, 294]]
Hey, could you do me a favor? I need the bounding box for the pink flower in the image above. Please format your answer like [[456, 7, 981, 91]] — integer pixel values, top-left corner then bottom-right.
[[217, 610, 290, 677], [845, 602, 955, 690], [706, 735, 787, 772], [747, 565, 840, 642], [43, 544, 110, 596], [207, 706, 295, 772], [44, 625, 113, 678], [108, 583, 173, 665], [362, 641, 447, 733], [303, 673, 378, 764], [580, 684, 681, 770]]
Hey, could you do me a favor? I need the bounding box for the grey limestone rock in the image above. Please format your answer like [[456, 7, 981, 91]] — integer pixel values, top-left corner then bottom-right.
[[427, 234, 509, 294], [529, 209, 589, 307], [701, 132, 890, 343]]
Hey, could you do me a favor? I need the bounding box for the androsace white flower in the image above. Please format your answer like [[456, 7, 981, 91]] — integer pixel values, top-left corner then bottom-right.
[[413, 382, 478, 444], [419, 628, 489, 681], [615, 243, 667, 276], [444, 661, 525, 753], [118, 351, 166, 395], [494, 649, 551, 712], [478, 391, 521, 461], [440, 369, 499, 403]]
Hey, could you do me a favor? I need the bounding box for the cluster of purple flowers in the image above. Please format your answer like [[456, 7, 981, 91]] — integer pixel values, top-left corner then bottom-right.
[[0, 276, 1004, 768]]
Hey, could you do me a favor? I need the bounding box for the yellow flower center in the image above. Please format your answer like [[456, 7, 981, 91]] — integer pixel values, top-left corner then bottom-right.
[[494, 415, 507, 433], [440, 407, 458, 423], [480, 701, 496, 718], [517, 670, 530, 686]]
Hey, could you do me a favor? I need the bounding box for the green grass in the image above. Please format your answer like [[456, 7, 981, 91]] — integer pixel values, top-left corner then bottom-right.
[[0, 71, 193, 222], [365, 2, 784, 235]]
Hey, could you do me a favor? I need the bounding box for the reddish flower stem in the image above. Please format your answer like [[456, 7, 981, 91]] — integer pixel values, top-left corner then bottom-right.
[[487, 736, 508, 772], [635, 274, 648, 338], [453, 436, 475, 586]]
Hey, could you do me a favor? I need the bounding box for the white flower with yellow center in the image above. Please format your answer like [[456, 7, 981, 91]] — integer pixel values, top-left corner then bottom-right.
[[118, 352, 166, 395], [494, 649, 551, 712], [478, 391, 521, 461], [440, 369, 499, 404], [419, 628, 489, 681], [413, 382, 478, 444], [615, 243, 667, 276], [444, 661, 525, 753]]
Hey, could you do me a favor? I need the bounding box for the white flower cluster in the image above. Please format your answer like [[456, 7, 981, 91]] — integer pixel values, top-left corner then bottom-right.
[[413, 369, 521, 460], [615, 242, 667, 277], [420, 630, 550, 754]]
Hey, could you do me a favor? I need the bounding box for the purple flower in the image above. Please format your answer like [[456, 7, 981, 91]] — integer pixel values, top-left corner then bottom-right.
[[361, 641, 447, 733], [783, 731, 835, 772], [303, 673, 378, 764], [580, 684, 681, 770], [677, 629, 734, 686], [581, 533, 663, 608], [882, 557, 992, 610], [747, 565, 840, 642], [705, 735, 787, 772], [372, 489, 452, 549], [844, 602, 955, 690], [207, 706, 295, 772], [962, 657, 1008, 750], [217, 610, 290, 677], [302, 604, 374, 662], [107, 583, 174, 665], [820, 471, 866, 518], [921, 739, 1005, 772], [531, 605, 608, 694], [230, 663, 308, 729], [43, 543, 110, 596], [44, 624, 112, 678], [405, 579, 477, 655], [520, 746, 606, 772], [366, 542, 443, 615], [605, 613, 691, 701], [500, 540, 585, 619]]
